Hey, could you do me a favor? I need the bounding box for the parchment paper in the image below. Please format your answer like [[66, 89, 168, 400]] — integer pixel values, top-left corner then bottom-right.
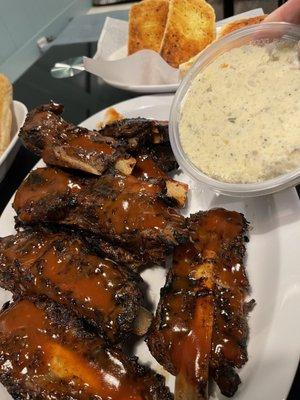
[[84, 8, 264, 87]]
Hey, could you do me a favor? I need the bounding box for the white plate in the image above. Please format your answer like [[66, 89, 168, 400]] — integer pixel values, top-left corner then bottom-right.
[[0, 95, 300, 400], [103, 79, 180, 94], [0, 101, 27, 183]]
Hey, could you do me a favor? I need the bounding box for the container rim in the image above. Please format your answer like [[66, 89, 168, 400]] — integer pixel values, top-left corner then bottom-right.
[[169, 22, 300, 197]]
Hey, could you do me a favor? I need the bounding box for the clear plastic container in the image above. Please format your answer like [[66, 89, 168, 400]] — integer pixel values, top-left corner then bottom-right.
[[169, 23, 300, 197]]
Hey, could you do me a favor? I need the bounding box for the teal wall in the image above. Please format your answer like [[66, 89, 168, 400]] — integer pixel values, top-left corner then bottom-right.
[[0, 0, 91, 82]]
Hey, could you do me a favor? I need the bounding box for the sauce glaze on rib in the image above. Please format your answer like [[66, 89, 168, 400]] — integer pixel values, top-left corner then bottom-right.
[[147, 208, 253, 399], [0, 229, 142, 341], [0, 298, 172, 400], [13, 167, 188, 265]]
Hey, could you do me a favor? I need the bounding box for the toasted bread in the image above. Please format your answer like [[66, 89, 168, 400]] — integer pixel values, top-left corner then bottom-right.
[[179, 14, 267, 78], [128, 0, 169, 55], [219, 15, 267, 38], [160, 0, 216, 68], [0, 74, 13, 155]]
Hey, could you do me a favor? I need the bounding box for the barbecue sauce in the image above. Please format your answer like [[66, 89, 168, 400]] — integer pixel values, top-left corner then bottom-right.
[[13, 167, 82, 222], [148, 208, 250, 397], [42, 241, 114, 311], [14, 168, 187, 261], [0, 231, 136, 338], [0, 300, 152, 399], [102, 192, 167, 234], [133, 156, 167, 180], [151, 243, 214, 397], [190, 209, 250, 369], [68, 135, 115, 155], [76, 174, 179, 235], [122, 174, 163, 196]]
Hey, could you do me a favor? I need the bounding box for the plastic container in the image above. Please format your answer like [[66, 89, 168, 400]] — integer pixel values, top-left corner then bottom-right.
[[169, 22, 300, 197]]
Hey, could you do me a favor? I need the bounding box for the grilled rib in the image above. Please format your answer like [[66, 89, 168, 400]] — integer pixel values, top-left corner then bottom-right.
[[95, 116, 169, 144], [96, 107, 177, 174], [190, 209, 253, 397], [13, 167, 188, 265], [133, 154, 188, 207], [147, 208, 253, 399], [20, 103, 170, 177], [0, 298, 172, 400], [20, 103, 188, 206], [0, 229, 146, 342], [147, 242, 214, 400], [134, 143, 179, 175]]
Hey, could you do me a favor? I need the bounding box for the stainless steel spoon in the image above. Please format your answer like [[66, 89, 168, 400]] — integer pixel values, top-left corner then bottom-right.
[[50, 56, 84, 79]]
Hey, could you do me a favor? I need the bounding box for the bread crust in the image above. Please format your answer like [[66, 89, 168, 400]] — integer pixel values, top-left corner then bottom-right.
[[160, 0, 216, 68], [128, 0, 169, 55], [219, 15, 267, 38], [0, 74, 13, 155], [179, 14, 267, 77]]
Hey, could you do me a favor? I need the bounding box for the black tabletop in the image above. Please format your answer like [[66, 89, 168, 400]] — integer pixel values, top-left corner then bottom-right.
[[0, 38, 299, 400]]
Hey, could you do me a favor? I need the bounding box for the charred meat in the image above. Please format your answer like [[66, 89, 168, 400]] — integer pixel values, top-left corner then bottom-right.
[[190, 209, 252, 398], [147, 208, 253, 399], [20, 103, 170, 177], [133, 153, 187, 207], [0, 298, 172, 400], [13, 167, 188, 265], [134, 143, 178, 175], [147, 242, 214, 400], [0, 229, 144, 342], [86, 234, 144, 271], [95, 116, 169, 144], [19, 103, 188, 206]]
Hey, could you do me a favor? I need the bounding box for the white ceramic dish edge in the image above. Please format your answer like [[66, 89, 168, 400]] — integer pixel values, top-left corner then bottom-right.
[[0, 101, 28, 183]]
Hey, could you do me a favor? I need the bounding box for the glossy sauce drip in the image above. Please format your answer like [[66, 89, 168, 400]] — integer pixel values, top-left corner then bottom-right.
[[191, 209, 249, 368], [24, 110, 63, 142], [149, 209, 250, 396], [212, 287, 247, 367], [213, 257, 248, 367], [122, 174, 162, 196], [0, 300, 146, 399], [42, 242, 115, 313], [68, 136, 114, 155], [0, 299, 47, 332], [44, 343, 143, 400], [13, 168, 82, 221], [133, 156, 167, 180], [157, 244, 214, 391], [102, 192, 167, 234], [87, 174, 169, 235], [14, 169, 184, 250], [191, 209, 245, 257], [2, 232, 126, 331], [3, 234, 48, 267], [0, 301, 55, 380], [175, 294, 214, 398]]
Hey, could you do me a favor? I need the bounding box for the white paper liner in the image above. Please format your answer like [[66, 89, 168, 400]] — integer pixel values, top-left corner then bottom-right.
[[84, 8, 264, 87]]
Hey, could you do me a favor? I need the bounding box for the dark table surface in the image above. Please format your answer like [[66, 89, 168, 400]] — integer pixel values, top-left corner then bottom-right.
[[0, 13, 299, 400]]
